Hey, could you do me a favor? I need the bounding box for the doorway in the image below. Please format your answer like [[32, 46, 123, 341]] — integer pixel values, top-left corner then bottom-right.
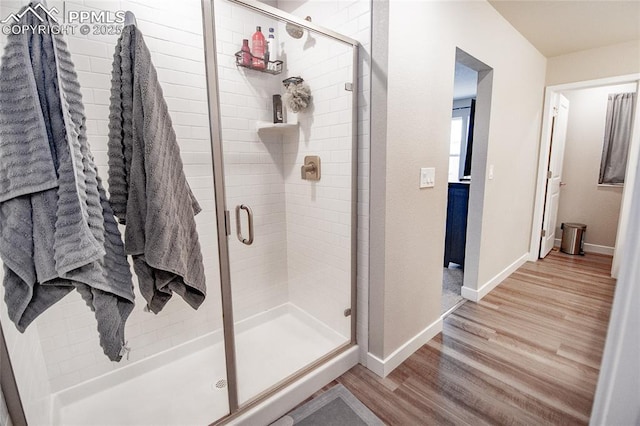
[[442, 61, 476, 314], [539, 93, 570, 258], [557, 85, 636, 257], [530, 75, 640, 277], [442, 48, 493, 310]]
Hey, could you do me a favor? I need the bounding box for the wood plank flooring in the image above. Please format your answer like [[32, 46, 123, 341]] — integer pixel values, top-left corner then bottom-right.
[[328, 250, 616, 425]]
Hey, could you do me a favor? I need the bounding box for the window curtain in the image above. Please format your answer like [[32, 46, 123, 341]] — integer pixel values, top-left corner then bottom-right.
[[599, 92, 637, 184]]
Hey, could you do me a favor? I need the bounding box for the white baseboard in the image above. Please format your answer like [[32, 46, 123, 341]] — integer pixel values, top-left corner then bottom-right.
[[461, 253, 529, 302], [366, 317, 443, 378], [553, 238, 615, 255]]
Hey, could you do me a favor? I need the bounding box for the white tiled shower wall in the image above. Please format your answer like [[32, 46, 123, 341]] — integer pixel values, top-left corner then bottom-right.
[[280, 27, 354, 337], [0, 0, 224, 393], [277, 0, 371, 359], [214, 0, 290, 322], [216, 0, 370, 340]]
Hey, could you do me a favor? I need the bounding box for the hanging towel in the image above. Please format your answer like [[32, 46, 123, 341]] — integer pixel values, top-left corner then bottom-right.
[[0, 6, 135, 361], [108, 26, 206, 313]]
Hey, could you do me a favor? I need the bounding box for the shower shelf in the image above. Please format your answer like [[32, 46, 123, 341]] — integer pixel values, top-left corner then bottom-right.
[[235, 51, 283, 75], [256, 121, 299, 132]]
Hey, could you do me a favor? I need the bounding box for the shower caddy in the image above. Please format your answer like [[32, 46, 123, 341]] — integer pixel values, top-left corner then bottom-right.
[[234, 50, 283, 74]]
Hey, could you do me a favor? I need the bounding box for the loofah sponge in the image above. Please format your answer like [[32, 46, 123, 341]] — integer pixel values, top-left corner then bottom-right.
[[283, 78, 312, 113]]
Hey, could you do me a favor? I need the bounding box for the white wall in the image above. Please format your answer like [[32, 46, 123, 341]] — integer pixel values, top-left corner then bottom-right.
[[275, 0, 371, 363], [276, 0, 370, 344], [279, 33, 353, 338], [0, 0, 224, 394], [555, 84, 635, 249], [215, 0, 369, 342], [546, 40, 640, 86], [369, 0, 546, 360], [590, 140, 640, 425], [214, 0, 289, 323]]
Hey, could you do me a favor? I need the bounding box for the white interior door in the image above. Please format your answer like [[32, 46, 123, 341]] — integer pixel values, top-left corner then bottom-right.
[[540, 94, 570, 258]]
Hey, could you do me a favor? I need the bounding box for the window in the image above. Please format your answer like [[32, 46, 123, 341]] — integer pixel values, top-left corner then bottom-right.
[[449, 117, 463, 182], [599, 92, 636, 185]]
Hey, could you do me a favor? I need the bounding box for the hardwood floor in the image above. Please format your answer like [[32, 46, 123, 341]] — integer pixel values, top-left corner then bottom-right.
[[331, 250, 616, 425]]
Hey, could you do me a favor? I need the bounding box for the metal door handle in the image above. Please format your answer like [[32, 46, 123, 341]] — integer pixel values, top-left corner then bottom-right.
[[235, 204, 254, 245]]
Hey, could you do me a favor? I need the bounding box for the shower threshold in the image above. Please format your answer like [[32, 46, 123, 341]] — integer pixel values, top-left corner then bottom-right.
[[53, 303, 348, 425]]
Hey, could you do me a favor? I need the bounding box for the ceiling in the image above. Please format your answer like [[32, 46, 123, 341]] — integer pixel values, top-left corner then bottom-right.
[[488, 0, 640, 57]]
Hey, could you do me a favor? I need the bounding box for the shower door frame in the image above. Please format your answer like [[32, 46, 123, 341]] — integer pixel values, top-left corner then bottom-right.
[[201, 0, 359, 420]]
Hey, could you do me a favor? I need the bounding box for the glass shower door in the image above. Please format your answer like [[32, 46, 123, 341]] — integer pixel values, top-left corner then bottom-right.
[[211, 0, 357, 407]]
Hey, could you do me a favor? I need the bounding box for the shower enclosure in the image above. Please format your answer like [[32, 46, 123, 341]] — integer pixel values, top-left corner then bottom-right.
[[206, 0, 358, 415], [0, 0, 358, 424]]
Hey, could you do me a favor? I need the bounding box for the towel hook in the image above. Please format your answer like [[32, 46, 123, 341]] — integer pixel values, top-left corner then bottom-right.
[[124, 10, 137, 27]]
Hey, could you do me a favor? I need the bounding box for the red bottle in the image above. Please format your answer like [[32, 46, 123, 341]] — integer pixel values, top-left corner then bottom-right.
[[251, 26, 266, 69], [241, 39, 251, 66]]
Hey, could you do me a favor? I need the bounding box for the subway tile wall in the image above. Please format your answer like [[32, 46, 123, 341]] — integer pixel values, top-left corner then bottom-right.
[[214, 0, 290, 322], [279, 27, 354, 338], [276, 0, 371, 360], [0, 0, 225, 393], [215, 0, 371, 341]]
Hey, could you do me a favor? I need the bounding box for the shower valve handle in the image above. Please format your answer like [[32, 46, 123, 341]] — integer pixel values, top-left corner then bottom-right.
[[300, 162, 316, 178], [300, 155, 321, 180]]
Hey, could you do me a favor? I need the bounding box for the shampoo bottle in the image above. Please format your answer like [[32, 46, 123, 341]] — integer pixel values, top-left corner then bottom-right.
[[241, 39, 251, 66], [268, 27, 277, 61], [251, 26, 266, 69]]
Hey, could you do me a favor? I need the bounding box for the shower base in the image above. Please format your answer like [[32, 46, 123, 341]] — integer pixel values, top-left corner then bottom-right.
[[53, 303, 348, 425]]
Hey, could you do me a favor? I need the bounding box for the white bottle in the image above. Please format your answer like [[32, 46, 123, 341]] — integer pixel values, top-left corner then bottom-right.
[[268, 27, 278, 62]]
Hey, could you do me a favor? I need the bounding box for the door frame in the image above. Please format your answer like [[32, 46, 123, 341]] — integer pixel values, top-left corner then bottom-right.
[[529, 73, 640, 277], [453, 48, 494, 300]]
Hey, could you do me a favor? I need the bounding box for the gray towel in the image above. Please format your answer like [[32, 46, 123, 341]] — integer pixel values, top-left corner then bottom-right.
[[108, 26, 206, 313], [0, 6, 135, 361]]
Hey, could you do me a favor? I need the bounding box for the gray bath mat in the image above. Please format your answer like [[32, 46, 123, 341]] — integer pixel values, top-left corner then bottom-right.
[[272, 384, 384, 426]]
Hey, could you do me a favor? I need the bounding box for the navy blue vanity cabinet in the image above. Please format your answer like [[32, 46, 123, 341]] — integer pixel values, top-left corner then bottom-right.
[[444, 182, 470, 268]]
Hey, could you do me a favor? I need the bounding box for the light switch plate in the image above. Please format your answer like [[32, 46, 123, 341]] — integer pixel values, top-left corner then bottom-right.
[[420, 167, 435, 188]]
